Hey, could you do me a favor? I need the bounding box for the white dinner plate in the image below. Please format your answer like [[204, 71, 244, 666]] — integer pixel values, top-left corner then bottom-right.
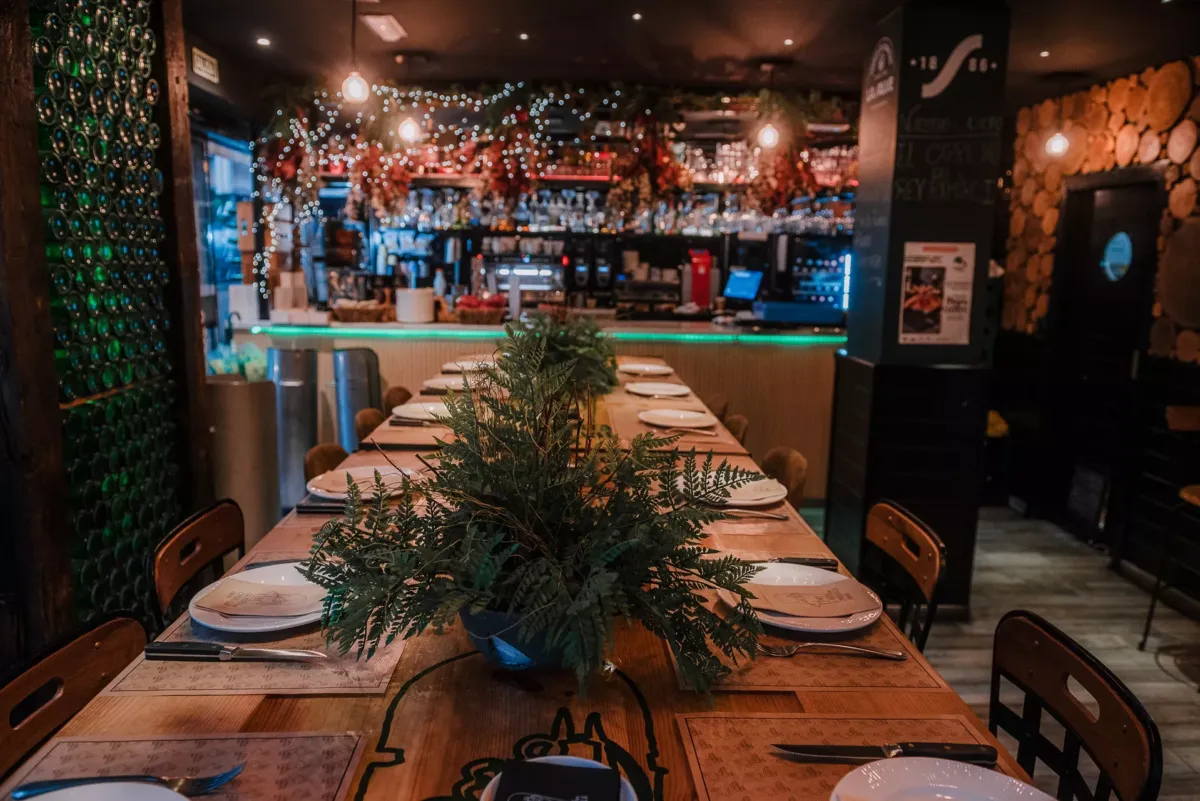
[[306, 465, 419, 500], [638, 408, 717, 429], [18, 784, 188, 801], [189, 563, 325, 634], [480, 756, 636, 801], [717, 562, 883, 633], [680, 475, 789, 507], [423, 374, 471, 392], [392, 401, 450, 421], [618, 362, 674, 376], [625, 381, 691, 398], [832, 757, 1054, 801], [442, 356, 496, 373]]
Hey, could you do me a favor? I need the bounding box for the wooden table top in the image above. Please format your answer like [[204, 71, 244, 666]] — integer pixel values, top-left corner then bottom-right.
[[47, 359, 1026, 800]]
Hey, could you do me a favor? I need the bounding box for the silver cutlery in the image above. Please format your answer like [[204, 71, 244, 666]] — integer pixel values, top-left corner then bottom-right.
[[11, 763, 246, 799], [751, 556, 840, 570], [658, 426, 717, 437], [771, 742, 997, 766], [722, 509, 789, 520], [144, 643, 328, 662], [757, 642, 908, 661]]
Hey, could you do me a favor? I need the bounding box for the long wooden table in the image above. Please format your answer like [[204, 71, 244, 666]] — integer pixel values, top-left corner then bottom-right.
[[28, 356, 1024, 801]]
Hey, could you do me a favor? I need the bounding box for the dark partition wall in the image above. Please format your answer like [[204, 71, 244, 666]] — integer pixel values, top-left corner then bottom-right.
[[0, 0, 209, 663]]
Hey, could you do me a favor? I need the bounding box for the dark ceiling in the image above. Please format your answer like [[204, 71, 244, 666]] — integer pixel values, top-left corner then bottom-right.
[[183, 0, 1200, 107]]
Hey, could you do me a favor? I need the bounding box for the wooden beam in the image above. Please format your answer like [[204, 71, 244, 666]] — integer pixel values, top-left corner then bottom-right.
[[0, 0, 76, 658], [155, 0, 214, 512]]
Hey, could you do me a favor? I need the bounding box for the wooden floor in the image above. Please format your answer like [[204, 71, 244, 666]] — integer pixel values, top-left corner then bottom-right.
[[918, 508, 1200, 801]]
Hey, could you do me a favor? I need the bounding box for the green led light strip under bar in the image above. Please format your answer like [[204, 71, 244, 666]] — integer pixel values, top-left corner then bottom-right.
[[248, 324, 847, 347]]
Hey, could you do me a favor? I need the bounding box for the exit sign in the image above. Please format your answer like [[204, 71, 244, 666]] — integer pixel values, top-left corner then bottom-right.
[[192, 47, 219, 84]]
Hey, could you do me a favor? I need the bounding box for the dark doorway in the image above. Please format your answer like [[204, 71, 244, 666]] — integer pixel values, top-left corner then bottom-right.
[[1051, 175, 1163, 546]]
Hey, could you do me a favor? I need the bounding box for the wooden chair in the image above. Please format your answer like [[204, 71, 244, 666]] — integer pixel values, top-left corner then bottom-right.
[[704, 393, 729, 421], [990, 610, 1162, 801], [858, 501, 945, 652], [0, 617, 145, 778], [761, 446, 808, 508], [355, 407, 387, 442], [153, 499, 245, 615], [724, 414, 749, 445], [305, 442, 348, 482], [383, 384, 412, 410]]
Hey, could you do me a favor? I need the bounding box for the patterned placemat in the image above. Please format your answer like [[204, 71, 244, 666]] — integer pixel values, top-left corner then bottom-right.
[[104, 553, 406, 696], [0, 732, 365, 801], [676, 713, 1002, 801]]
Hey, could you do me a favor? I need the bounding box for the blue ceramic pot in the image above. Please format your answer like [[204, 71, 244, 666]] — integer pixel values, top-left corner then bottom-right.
[[459, 609, 565, 671]]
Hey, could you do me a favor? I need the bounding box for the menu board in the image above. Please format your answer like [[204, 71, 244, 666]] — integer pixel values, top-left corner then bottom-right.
[[898, 242, 975, 345]]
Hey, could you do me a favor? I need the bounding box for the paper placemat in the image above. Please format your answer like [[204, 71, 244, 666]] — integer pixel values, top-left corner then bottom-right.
[[361, 421, 451, 450], [605, 405, 746, 454], [105, 554, 406, 696], [676, 713, 1002, 801], [0, 732, 365, 801]]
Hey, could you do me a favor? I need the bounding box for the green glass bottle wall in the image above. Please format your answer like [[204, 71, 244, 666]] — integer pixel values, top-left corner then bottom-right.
[[30, 0, 182, 623]]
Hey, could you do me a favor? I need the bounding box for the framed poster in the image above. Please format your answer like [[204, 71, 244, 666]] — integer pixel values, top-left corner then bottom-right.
[[898, 242, 975, 345]]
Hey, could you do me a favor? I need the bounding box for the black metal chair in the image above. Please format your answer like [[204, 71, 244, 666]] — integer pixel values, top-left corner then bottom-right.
[[856, 501, 945, 652], [990, 610, 1163, 801]]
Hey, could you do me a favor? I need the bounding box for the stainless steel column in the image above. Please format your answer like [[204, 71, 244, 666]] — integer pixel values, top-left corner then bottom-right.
[[333, 348, 381, 452], [267, 347, 319, 510], [207, 376, 280, 546]]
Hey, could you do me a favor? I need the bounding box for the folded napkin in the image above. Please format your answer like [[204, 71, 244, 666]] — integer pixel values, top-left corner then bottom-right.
[[748, 581, 877, 618], [194, 577, 326, 618]]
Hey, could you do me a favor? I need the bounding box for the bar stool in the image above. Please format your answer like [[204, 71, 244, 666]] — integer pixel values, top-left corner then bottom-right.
[[152, 499, 245, 615], [991, 610, 1162, 801], [305, 442, 349, 482], [355, 407, 387, 442], [383, 385, 413, 410], [0, 617, 145, 778], [761, 446, 808, 508], [857, 501, 945, 652], [725, 414, 749, 445]]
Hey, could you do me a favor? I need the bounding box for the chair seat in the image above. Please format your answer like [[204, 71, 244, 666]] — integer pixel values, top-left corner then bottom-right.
[[1180, 485, 1200, 507]]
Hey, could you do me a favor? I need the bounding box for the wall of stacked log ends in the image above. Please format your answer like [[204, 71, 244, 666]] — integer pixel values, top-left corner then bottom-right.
[[1004, 57, 1200, 363]]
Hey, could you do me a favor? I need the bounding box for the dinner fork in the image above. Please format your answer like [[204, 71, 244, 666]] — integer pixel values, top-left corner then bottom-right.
[[11, 762, 246, 799], [721, 509, 789, 520], [660, 426, 717, 437], [757, 642, 907, 661]]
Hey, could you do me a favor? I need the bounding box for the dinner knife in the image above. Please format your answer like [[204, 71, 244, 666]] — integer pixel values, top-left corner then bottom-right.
[[145, 642, 328, 662], [771, 742, 998, 767], [753, 556, 841, 571], [389, 417, 434, 427]]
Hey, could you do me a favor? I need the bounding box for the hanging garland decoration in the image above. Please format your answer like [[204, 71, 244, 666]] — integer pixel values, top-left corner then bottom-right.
[[481, 113, 543, 198], [609, 112, 692, 217], [354, 142, 414, 222], [748, 145, 819, 214]]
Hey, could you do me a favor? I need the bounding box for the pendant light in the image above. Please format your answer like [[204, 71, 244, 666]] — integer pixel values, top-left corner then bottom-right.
[[758, 123, 781, 149], [1044, 77, 1068, 158], [341, 0, 370, 104]]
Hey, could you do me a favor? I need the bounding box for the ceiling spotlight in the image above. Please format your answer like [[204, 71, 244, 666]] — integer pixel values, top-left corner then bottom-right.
[[632, 12, 642, 20], [784, 38, 794, 46], [361, 14, 407, 43], [758, 123, 781, 149], [519, 32, 529, 40], [398, 117, 422, 143], [255, 37, 271, 47], [1045, 131, 1069, 157], [1039, 50, 1050, 57], [341, 70, 370, 104]]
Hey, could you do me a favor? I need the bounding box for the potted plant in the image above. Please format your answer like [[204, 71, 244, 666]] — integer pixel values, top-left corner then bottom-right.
[[519, 311, 619, 398], [303, 327, 762, 690]]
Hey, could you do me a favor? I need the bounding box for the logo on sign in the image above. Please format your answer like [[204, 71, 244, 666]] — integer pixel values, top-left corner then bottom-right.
[[915, 34, 999, 99], [192, 47, 220, 84], [864, 37, 897, 105]]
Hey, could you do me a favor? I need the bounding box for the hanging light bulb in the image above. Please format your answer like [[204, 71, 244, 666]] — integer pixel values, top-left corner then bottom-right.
[[758, 123, 781, 149], [398, 117, 422, 143], [341, 71, 370, 104], [1045, 131, 1069, 157]]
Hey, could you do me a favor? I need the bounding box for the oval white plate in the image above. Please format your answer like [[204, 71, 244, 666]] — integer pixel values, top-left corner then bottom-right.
[[626, 381, 691, 398], [23, 784, 188, 801], [306, 465, 419, 500], [442, 356, 496, 373], [618, 362, 674, 376], [480, 756, 636, 801], [718, 562, 883, 633], [392, 401, 449, 421], [423, 374, 471, 392], [832, 757, 1054, 801], [189, 563, 324, 634], [680, 476, 789, 507], [639, 408, 717, 429]]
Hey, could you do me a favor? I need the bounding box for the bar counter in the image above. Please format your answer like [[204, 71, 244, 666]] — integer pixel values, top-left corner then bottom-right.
[[234, 321, 845, 500]]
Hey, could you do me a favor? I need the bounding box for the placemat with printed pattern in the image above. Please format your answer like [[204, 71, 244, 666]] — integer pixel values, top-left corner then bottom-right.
[[676, 713, 1008, 801], [0, 732, 365, 801]]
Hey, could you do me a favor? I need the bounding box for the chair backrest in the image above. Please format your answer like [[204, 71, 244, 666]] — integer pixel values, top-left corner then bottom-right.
[[704, 393, 729, 421], [355, 407, 387, 442], [153, 499, 245, 614], [990, 610, 1162, 801], [761, 447, 808, 508], [859, 501, 945, 651], [0, 617, 145, 778], [725, 414, 749, 445], [305, 442, 349, 482], [382, 384, 412, 411]]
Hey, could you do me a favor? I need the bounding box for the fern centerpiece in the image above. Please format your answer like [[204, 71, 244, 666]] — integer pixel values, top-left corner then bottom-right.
[[303, 326, 762, 690], [519, 311, 619, 397]]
